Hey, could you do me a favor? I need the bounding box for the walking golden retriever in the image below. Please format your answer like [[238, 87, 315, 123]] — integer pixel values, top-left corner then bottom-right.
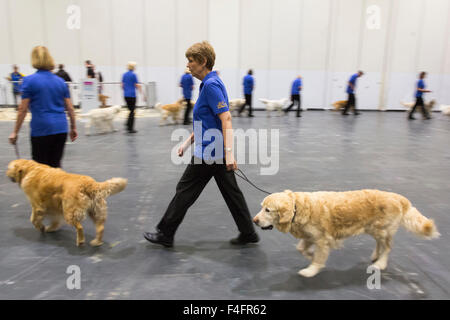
[[6, 159, 127, 247], [253, 189, 439, 277]]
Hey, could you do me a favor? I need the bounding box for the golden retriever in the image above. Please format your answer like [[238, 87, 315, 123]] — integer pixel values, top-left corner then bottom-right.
[[253, 189, 439, 277], [259, 98, 289, 117], [80, 105, 122, 135], [155, 99, 186, 125], [6, 159, 127, 247], [332, 100, 348, 111], [98, 94, 109, 108]]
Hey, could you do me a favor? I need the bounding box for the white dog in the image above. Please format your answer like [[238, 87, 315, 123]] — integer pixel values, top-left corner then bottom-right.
[[259, 98, 289, 117], [440, 105, 450, 116], [80, 105, 121, 135], [228, 98, 246, 115]]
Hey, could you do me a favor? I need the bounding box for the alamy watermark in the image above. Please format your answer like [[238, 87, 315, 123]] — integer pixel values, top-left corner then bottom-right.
[[66, 265, 81, 290], [366, 265, 381, 290], [171, 121, 279, 175], [66, 5, 81, 30]]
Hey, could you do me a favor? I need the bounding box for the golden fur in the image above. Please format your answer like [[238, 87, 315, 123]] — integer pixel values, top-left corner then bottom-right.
[[98, 94, 109, 108], [156, 99, 187, 125], [332, 100, 348, 111], [6, 159, 127, 247], [253, 189, 439, 277]]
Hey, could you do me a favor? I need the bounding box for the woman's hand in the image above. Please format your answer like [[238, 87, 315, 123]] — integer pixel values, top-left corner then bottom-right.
[[178, 146, 184, 157], [225, 151, 237, 171], [9, 132, 18, 145], [70, 129, 78, 142]]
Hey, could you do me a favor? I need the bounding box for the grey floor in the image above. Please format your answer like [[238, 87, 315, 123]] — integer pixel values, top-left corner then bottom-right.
[[0, 110, 449, 300]]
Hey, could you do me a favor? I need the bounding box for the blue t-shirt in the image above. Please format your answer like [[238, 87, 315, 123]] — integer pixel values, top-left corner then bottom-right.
[[346, 73, 358, 94], [416, 79, 425, 98], [243, 74, 254, 95], [21, 70, 70, 137], [193, 71, 229, 161], [291, 78, 302, 95], [122, 71, 138, 98], [11, 72, 24, 93], [180, 73, 194, 99]]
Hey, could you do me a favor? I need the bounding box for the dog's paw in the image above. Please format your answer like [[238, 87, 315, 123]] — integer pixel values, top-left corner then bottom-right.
[[298, 265, 321, 277], [45, 226, 59, 233], [370, 261, 387, 270], [90, 239, 104, 247]]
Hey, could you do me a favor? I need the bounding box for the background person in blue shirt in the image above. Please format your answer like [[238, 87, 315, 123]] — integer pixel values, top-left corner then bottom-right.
[[408, 71, 432, 120], [121, 61, 143, 133], [143, 41, 258, 248], [342, 70, 363, 115], [8, 46, 77, 168], [6, 65, 25, 109], [284, 75, 302, 117], [180, 67, 194, 125], [238, 69, 254, 117]]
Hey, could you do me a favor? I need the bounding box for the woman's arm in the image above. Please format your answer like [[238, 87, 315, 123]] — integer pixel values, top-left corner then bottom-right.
[[218, 111, 237, 171], [178, 132, 194, 157], [8, 98, 30, 145], [64, 98, 78, 142]]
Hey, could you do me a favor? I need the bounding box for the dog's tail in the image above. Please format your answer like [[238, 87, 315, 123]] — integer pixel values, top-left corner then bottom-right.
[[401, 206, 440, 239], [259, 98, 270, 104], [98, 178, 128, 197]]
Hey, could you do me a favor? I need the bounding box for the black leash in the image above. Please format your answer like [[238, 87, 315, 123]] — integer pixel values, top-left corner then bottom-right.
[[234, 168, 272, 195]]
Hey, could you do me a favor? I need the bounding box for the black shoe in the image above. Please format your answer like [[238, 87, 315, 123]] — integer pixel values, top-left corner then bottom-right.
[[354, 112, 361, 115], [143, 232, 174, 247], [248, 114, 254, 118], [408, 116, 416, 120], [296, 114, 302, 117], [230, 232, 259, 245], [342, 113, 349, 116], [128, 130, 138, 133], [424, 116, 431, 120]]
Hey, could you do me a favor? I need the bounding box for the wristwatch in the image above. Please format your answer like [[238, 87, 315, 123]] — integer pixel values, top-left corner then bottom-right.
[[225, 147, 232, 152]]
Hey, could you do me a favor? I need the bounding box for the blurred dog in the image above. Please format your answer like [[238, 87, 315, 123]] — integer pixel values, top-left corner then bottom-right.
[[80, 105, 121, 135], [98, 94, 109, 108], [253, 189, 439, 277], [156, 99, 186, 125], [229, 98, 246, 115], [6, 159, 127, 247], [332, 100, 348, 111], [259, 98, 289, 117], [440, 105, 450, 116], [401, 99, 436, 114]]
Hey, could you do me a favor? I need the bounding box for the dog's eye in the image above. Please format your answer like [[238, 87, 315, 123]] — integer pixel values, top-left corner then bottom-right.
[[265, 208, 270, 212]]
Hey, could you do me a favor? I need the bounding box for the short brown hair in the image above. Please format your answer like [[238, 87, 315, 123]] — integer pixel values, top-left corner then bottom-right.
[[185, 41, 215, 70], [31, 46, 55, 70]]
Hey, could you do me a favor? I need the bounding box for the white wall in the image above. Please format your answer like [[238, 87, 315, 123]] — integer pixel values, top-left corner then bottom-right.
[[0, 0, 449, 109]]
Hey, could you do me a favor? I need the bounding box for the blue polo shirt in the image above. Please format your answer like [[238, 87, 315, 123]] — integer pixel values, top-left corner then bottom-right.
[[416, 79, 425, 98], [21, 70, 70, 137], [122, 71, 138, 98], [346, 73, 358, 94], [193, 71, 229, 161], [180, 73, 194, 99], [291, 78, 302, 95], [243, 74, 254, 95]]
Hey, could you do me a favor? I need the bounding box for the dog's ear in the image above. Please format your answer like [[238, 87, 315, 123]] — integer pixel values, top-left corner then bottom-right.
[[276, 191, 296, 232]]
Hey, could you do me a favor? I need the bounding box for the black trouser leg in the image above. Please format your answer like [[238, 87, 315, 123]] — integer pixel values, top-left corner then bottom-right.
[[213, 167, 255, 235], [157, 158, 214, 237], [125, 97, 136, 131], [343, 93, 355, 114], [297, 95, 302, 116], [183, 99, 192, 124], [245, 94, 252, 116], [31, 133, 67, 168]]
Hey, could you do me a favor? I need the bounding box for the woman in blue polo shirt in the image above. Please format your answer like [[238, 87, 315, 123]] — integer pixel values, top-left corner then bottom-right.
[[180, 68, 194, 125], [144, 41, 258, 247], [8, 46, 77, 168]]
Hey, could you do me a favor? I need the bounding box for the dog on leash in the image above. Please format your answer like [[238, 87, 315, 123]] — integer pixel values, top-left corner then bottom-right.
[[253, 189, 439, 277], [229, 98, 246, 115], [79, 105, 122, 135], [259, 98, 289, 117], [332, 100, 348, 111], [155, 99, 186, 125], [401, 99, 436, 114], [6, 159, 127, 247]]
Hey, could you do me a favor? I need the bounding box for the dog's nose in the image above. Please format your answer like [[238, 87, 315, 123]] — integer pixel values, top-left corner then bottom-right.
[[253, 217, 259, 225]]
